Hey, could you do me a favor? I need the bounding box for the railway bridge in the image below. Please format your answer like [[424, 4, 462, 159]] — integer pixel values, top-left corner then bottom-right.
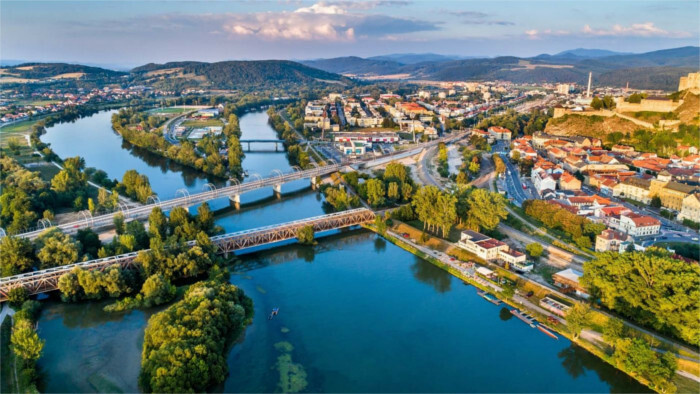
[[0, 208, 376, 301], [240, 139, 285, 152]]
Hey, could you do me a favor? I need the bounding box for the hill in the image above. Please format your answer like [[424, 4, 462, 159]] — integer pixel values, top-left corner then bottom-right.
[[300, 56, 403, 76], [303, 46, 699, 90], [131, 60, 351, 90], [0, 63, 125, 83], [544, 114, 642, 138], [367, 53, 463, 64], [674, 92, 700, 125]]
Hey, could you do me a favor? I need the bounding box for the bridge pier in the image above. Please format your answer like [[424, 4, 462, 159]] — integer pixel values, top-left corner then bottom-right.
[[273, 184, 282, 199], [311, 176, 319, 190], [229, 194, 241, 210]]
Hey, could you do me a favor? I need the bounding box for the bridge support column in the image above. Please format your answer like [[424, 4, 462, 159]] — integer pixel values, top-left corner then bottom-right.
[[229, 194, 241, 210], [311, 176, 319, 190], [273, 184, 282, 199]]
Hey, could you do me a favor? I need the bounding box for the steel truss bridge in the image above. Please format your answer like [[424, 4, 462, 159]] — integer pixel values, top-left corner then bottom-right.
[[240, 139, 285, 152], [0, 208, 375, 301]]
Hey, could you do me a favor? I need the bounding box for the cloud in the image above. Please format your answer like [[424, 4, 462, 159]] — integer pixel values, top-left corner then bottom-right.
[[448, 9, 514, 26], [524, 29, 570, 39], [582, 22, 691, 38], [221, 2, 438, 41]]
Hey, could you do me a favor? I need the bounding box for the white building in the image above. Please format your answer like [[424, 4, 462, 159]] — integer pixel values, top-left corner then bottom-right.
[[532, 170, 557, 194], [619, 213, 661, 237]]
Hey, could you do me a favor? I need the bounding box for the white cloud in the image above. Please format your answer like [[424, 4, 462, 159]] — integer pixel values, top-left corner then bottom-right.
[[524, 29, 569, 39], [222, 2, 437, 42], [582, 22, 690, 38]]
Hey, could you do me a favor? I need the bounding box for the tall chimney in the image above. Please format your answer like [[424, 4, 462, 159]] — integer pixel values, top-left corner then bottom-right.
[[586, 72, 592, 98]]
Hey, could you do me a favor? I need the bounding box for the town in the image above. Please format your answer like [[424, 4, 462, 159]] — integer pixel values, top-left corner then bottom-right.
[[1, 1, 699, 393]]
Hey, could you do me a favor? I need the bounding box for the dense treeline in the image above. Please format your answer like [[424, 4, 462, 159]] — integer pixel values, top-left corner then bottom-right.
[[476, 108, 551, 136], [604, 124, 699, 157], [582, 248, 700, 346], [523, 199, 605, 249], [139, 275, 253, 392], [343, 162, 414, 208], [267, 106, 310, 168]]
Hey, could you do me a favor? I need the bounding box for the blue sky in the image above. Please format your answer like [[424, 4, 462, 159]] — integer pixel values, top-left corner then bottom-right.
[[2, 0, 698, 68]]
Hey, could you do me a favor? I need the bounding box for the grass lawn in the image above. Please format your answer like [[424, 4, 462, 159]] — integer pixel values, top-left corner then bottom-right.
[[11, 99, 61, 106], [29, 163, 61, 181], [0, 117, 41, 135], [181, 118, 224, 128]]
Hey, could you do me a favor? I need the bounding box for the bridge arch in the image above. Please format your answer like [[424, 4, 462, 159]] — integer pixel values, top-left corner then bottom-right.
[[78, 210, 94, 227], [202, 183, 218, 198], [38, 218, 52, 230], [249, 173, 263, 183], [117, 202, 130, 219], [291, 165, 303, 173], [270, 169, 284, 182], [146, 195, 161, 206], [175, 188, 191, 206], [0, 227, 5, 238]]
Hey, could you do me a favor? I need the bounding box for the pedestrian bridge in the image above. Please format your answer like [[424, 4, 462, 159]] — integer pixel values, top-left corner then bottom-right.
[[240, 139, 286, 152], [0, 208, 375, 301]]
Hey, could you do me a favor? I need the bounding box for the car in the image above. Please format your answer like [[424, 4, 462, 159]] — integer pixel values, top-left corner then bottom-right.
[[522, 184, 527, 190], [402, 233, 409, 238], [450, 257, 456, 261]]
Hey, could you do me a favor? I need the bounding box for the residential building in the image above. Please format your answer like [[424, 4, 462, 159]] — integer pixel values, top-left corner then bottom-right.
[[333, 132, 399, 144], [532, 170, 557, 194], [678, 193, 700, 223], [558, 172, 581, 190], [457, 231, 529, 270], [487, 126, 512, 141], [619, 213, 661, 237], [595, 229, 632, 252], [612, 177, 651, 204]]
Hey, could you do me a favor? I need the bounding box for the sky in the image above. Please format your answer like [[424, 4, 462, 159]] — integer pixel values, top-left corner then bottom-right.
[[1, 0, 698, 68]]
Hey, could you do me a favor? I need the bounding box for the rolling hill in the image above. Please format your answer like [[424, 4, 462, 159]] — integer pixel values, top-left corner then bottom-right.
[[130, 60, 352, 90], [302, 46, 700, 90], [0, 63, 126, 84]]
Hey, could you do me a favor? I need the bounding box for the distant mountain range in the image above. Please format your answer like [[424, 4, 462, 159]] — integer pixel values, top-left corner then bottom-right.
[[2, 47, 697, 91], [301, 46, 699, 90]]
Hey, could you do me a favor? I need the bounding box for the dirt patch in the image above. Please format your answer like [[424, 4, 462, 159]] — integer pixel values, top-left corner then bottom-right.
[[52, 72, 85, 79], [145, 68, 182, 77], [510, 60, 574, 71], [0, 77, 35, 84], [15, 66, 34, 71]]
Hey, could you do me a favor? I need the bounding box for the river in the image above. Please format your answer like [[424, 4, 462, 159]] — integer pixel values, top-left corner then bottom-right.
[[35, 110, 647, 393]]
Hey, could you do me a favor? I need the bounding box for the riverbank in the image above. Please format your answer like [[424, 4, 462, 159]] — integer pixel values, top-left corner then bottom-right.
[[367, 222, 699, 393]]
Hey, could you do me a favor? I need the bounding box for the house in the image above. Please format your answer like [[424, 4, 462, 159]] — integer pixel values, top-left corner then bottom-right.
[[552, 268, 589, 298], [678, 193, 700, 223], [595, 229, 632, 252], [619, 213, 661, 237], [498, 249, 532, 272], [612, 177, 651, 204], [558, 172, 581, 191], [488, 126, 512, 141], [532, 170, 557, 195]]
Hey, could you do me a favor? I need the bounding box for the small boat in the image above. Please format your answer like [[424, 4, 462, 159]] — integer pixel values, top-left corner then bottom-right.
[[268, 307, 279, 320], [538, 324, 559, 340], [477, 290, 502, 305]]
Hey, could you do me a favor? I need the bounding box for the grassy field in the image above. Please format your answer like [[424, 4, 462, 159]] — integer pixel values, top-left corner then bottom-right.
[[148, 107, 199, 115], [9, 99, 61, 106], [181, 118, 224, 128]]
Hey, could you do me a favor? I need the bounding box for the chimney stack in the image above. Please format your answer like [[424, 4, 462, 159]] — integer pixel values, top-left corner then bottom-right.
[[586, 72, 592, 98]]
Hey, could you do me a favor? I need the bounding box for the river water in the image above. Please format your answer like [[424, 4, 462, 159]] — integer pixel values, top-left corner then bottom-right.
[[36, 111, 647, 393]]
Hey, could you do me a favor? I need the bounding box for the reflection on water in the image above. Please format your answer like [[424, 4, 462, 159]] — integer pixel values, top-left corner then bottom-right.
[[410, 255, 452, 293], [499, 306, 514, 321]]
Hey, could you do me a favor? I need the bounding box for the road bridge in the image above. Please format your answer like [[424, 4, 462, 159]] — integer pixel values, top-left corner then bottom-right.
[[240, 139, 285, 152], [0, 208, 375, 301], [11, 163, 344, 240], [3, 132, 466, 240]]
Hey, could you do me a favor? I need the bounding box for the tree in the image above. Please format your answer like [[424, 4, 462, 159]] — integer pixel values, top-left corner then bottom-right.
[[113, 212, 126, 235], [525, 243, 544, 258], [493, 155, 506, 174], [297, 225, 315, 245], [384, 162, 409, 184], [436, 192, 457, 237], [650, 196, 662, 209], [148, 207, 168, 240], [590, 97, 603, 110], [7, 287, 28, 308], [465, 189, 508, 231], [76, 228, 101, 259], [366, 179, 386, 207], [468, 160, 480, 174], [35, 228, 80, 269], [582, 248, 700, 345], [374, 214, 387, 235], [602, 318, 625, 347], [566, 303, 590, 339], [400, 183, 413, 202], [141, 274, 176, 307], [11, 319, 44, 362], [387, 182, 400, 201], [0, 236, 36, 276]]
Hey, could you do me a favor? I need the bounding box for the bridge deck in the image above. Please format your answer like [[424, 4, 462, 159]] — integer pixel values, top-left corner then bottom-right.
[[0, 208, 375, 301]]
